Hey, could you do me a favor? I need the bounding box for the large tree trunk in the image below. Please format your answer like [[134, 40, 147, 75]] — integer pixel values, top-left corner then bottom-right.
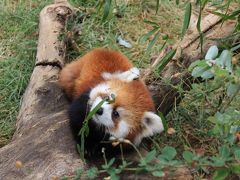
[[0, 1, 236, 179]]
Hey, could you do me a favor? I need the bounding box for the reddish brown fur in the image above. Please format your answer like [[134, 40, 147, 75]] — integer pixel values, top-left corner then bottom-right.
[[108, 80, 155, 141], [59, 48, 132, 99], [59, 48, 156, 142]]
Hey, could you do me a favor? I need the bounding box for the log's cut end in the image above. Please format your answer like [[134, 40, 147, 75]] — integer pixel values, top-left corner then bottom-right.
[[36, 1, 73, 68]]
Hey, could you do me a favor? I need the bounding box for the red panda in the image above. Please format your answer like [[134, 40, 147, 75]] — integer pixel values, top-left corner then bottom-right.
[[59, 48, 164, 157]]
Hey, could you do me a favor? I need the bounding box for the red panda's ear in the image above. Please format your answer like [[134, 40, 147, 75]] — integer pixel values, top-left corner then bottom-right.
[[102, 67, 140, 82], [134, 112, 164, 145]]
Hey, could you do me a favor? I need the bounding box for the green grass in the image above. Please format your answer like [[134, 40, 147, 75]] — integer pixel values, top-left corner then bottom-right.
[[0, 0, 52, 147], [65, 0, 184, 67]]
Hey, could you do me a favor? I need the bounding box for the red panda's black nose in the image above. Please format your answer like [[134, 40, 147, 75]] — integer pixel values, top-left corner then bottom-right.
[[96, 107, 103, 115]]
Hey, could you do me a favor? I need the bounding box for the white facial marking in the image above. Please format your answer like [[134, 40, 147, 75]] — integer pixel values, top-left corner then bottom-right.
[[134, 112, 164, 145], [89, 83, 111, 102], [102, 67, 140, 82], [89, 83, 120, 129], [89, 83, 131, 139], [110, 120, 129, 139], [90, 96, 114, 128]]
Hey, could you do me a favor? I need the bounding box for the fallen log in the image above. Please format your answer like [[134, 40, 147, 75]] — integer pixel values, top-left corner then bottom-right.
[[0, 0, 236, 179], [0, 1, 83, 179]]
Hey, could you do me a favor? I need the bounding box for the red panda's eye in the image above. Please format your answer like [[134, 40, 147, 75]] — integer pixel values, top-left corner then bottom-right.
[[112, 110, 119, 119], [103, 96, 110, 101]]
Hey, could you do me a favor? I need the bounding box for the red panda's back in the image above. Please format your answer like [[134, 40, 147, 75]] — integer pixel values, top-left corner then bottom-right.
[[74, 49, 133, 97], [79, 49, 133, 79]]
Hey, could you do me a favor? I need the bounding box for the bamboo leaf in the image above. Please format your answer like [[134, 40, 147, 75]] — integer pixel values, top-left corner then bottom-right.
[[80, 134, 86, 159], [140, 27, 159, 44], [210, 9, 240, 24], [156, 0, 160, 14], [156, 48, 176, 73], [197, 4, 203, 53], [143, 19, 160, 27], [202, 0, 209, 10], [102, 0, 112, 21], [146, 31, 161, 53], [77, 99, 106, 159], [80, 100, 105, 133], [158, 111, 167, 130], [181, 2, 192, 37]]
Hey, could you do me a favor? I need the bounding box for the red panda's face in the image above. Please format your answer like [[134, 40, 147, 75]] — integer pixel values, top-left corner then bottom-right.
[[88, 79, 164, 145]]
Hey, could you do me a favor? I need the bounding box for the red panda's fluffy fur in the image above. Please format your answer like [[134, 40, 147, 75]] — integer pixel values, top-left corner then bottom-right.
[[59, 48, 133, 99], [59, 48, 158, 144]]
